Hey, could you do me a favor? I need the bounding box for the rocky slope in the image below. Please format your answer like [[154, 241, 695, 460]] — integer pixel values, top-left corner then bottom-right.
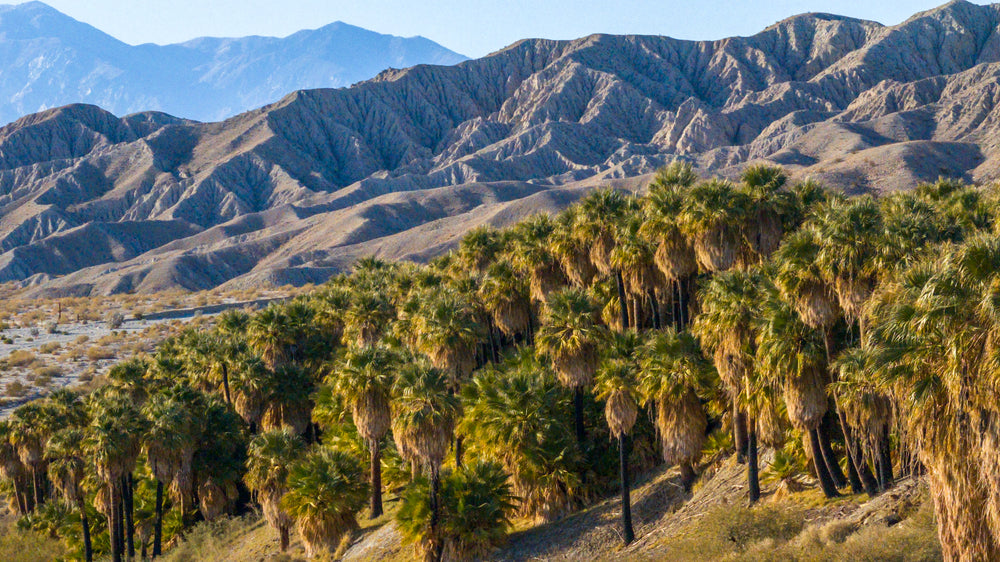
[[5, 1, 1000, 296], [0, 2, 466, 124]]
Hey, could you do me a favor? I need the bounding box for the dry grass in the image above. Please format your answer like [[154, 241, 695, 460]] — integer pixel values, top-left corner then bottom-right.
[[643, 495, 940, 562], [6, 350, 35, 367], [85, 346, 116, 361], [0, 515, 65, 562]]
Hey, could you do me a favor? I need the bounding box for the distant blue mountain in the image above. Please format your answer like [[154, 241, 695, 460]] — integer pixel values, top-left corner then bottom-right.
[[0, 1, 467, 124]]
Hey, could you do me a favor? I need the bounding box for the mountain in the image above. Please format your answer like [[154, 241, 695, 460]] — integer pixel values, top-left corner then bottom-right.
[[4, 0, 1000, 297], [0, 1, 467, 124]]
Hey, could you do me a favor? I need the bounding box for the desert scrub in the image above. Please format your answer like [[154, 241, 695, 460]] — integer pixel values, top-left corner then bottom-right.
[[85, 346, 116, 361], [6, 350, 35, 367], [4, 380, 28, 397], [652, 496, 941, 562], [38, 342, 61, 354]]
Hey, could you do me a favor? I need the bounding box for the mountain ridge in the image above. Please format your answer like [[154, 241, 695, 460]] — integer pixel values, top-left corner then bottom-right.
[[3, 1, 1000, 296], [0, 1, 467, 125]]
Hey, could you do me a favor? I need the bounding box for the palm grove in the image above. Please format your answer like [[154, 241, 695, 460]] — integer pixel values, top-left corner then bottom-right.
[[1, 162, 998, 561]]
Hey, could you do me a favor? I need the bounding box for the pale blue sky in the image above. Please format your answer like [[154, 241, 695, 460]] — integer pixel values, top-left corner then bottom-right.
[[26, 0, 993, 58]]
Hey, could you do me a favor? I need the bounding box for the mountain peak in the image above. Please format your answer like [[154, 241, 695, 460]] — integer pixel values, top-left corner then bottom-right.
[[0, 3, 466, 125]]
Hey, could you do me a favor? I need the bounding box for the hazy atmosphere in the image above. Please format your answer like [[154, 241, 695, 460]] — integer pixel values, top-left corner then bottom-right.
[[31, 0, 990, 56]]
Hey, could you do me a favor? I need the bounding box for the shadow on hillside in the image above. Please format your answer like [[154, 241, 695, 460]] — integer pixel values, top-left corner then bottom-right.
[[494, 465, 693, 561]]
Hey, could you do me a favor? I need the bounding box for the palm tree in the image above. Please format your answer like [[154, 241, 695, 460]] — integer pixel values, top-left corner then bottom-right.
[[85, 391, 147, 562], [677, 179, 751, 273], [282, 448, 369, 558], [692, 268, 761, 463], [642, 165, 698, 328], [459, 352, 581, 522], [595, 358, 639, 545], [412, 289, 481, 390], [246, 429, 304, 552], [535, 288, 607, 444], [46, 428, 93, 562], [343, 290, 396, 348], [142, 386, 200, 555], [508, 213, 568, 304], [392, 361, 462, 561], [739, 164, 794, 263], [478, 259, 532, 338], [832, 347, 893, 494], [456, 225, 505, 275], [228, 352, 271, 429], [863, 234, 1000, 561], [577, 189, 640, 329], [248, 304, 296, 369], [0, 421, 31, 514], [550, 206, 598, 288], [260, 363, 314, 436], [638, 328, 713, 491], [754, 283, 843, 498], [610, 216, 663, 330], [9, 403, 55, 509], [192, 397, 246, 523], [329, 345, 400, 518], [813, 196, 883, 332]]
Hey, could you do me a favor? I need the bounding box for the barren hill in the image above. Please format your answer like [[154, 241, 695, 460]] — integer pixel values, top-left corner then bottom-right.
[[5, 1, 1000, 296]]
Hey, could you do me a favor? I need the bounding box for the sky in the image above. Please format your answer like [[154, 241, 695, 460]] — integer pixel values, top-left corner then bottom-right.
[[26, 0, 994, 58]]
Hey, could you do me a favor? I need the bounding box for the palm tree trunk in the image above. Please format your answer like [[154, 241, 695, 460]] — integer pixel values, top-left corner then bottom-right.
[[370, 442, 383, 519], [680, 461, 697, 492], [837, 410, 874, 494], [32, 465, 43, 509], [279, 524, 290, 551], [12, 477, 27, 515], [734, 401, 748, 464], [574, 387, 586, 445], [221, 362, 232, 404], [878, 422, 894, 491], [77, 497, 93, 562], [615, 270, 629, 331], [648, 289, 662, 330], [153, 480, 164, 557], [124, 473, 135, 558], [809, 428, 841, 498], [818, 416, 847, 488], [844, 448, 864, 494], [747, 421, 760, 504], [430, 468, 443, 562], [618, 433, 635, 545], [488, 323, 500, 363], [110, 482, 122, 562], [455, 435, 463, 469]]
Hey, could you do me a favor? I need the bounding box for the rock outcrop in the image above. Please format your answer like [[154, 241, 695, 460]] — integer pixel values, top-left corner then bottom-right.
[[6, 1, 1000, 296]]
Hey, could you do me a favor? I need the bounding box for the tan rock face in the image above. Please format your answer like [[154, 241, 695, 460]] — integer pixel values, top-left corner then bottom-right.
[[5, 1, 1000, 296]]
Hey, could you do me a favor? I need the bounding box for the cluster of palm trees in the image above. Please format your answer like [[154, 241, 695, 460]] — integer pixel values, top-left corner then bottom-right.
[[1, 163, 998, 561]]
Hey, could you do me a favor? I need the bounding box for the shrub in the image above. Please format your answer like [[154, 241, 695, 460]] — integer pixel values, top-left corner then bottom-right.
[[86, 346, 115, 361], [74, 335, 89, 345], [7, 350, 35, 367], [4, 380, 27, 397], [38, 342, 61, 354], [107, 312, 125, 330], [32, 365, 61, 379]]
